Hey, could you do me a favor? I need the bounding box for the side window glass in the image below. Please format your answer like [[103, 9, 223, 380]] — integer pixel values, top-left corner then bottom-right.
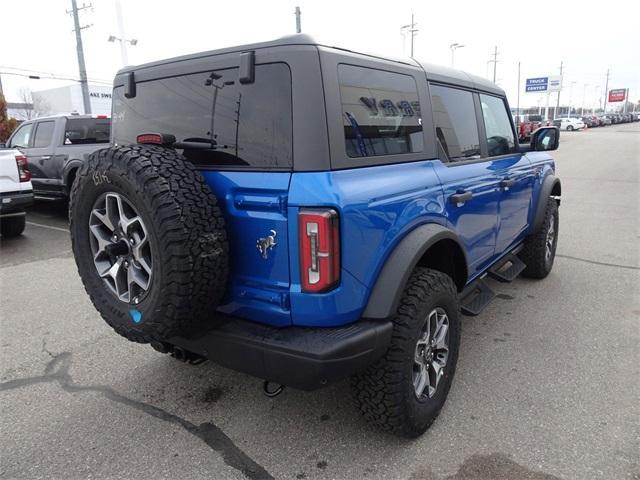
[[338, 64, 423, 158], [33, 121, 56, 148], [430, 85, 480, 161], [9, 123, 33, 148], [479, 94, 516, 156]]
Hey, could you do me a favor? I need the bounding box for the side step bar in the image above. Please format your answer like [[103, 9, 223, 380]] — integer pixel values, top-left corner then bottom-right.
[[460, 278, 495, 316], [461, 248, 526, 316], [488, 254, 526, 283]]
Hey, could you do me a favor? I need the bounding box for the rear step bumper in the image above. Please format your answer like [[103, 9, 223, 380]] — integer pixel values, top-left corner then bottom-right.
[[162, 316, 393, 391]]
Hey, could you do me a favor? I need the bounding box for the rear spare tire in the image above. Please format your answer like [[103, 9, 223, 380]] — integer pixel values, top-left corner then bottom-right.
[[69, 145, 228, 343]]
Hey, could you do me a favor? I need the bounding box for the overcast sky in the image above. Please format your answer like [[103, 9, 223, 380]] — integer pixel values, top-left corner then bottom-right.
[[2, 0, 639, 111]]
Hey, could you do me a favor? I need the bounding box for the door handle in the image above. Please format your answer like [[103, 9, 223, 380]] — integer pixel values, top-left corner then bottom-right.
[[449, 191, 473, 205], [41, 156, 51, 160], [500, 178, 515, 189]]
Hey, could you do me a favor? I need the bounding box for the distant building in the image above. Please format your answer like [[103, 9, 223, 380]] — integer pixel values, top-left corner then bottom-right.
[[7, 83, 112, 121]]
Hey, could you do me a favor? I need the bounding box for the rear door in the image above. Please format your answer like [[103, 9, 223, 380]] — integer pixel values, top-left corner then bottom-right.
[[477, 93, 534, 253], [26, 119, 62, 195], [111, 58, 293, 326], [428, 84, 501, 278]]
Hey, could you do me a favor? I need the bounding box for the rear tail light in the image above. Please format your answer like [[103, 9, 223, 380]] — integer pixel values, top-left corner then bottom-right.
[[136, 133, 176, 145], [299, 209, 340, 293], [15, 155, 31, 182]]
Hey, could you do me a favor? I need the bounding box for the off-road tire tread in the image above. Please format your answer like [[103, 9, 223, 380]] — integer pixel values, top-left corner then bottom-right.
[[69, 145, 228, 343], [519, 198, 558, 279], [351, 268, 459, 437]]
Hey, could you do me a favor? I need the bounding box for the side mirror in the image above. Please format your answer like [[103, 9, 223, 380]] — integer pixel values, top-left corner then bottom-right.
[[530, 126, 559, 152]]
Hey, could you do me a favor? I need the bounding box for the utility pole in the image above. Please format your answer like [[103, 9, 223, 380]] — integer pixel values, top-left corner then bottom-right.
[[555, 61, 563, 119], [294, 6, 301, 33], [487, 46, 499, 83], [68, 0, 92, 114], [516, 61, 521, 123], [603, 69, 610, 114], [401, 14, 418, 58]]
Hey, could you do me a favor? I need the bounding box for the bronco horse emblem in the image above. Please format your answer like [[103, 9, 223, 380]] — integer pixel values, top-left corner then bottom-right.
[[256, 230, 277, 259]]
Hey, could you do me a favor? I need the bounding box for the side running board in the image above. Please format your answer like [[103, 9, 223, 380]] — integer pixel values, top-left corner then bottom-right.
[[488, 254, 526, 283], [460, 279, 495, 316]]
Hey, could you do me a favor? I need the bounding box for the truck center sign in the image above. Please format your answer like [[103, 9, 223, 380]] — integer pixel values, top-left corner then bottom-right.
[[525, 76, 562, 93], [608, 89, 626, 102]]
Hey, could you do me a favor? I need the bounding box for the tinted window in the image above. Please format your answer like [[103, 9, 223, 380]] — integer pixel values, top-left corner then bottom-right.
[[9, 123, 33, 148], [65, 118, 111, 145], [339, 64, 423, 158], [33, 121, 55, 148], [430, 85, 480, 161], [112, 63, 292, 169], [479, 94, 516, 156]]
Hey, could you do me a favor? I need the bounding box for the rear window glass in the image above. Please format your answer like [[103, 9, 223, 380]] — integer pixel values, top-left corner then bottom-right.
[[112, 63, 292, 169], [65, 118, 111, 144], [34, 121, 55, 148], [338, 64, 423, 158], [430, 85, 481, 161]]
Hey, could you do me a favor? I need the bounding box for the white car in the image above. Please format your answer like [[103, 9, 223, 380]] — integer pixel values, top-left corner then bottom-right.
[[0, 147, 34, 237], [557, 117, 585, 131]]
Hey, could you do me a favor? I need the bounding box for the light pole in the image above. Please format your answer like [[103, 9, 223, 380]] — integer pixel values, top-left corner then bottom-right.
[[580, 83, 589, 116], [567, 81, 577, 117], [108, 36, 137, 66], [450, 43, 464, 67], [109, 0, 137, 66], [593, 85, 600, 113]]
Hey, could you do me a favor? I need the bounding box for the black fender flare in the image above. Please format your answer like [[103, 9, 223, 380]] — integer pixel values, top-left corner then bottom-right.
[[532, 174, 561, 233], [362, 223, 468, 320], [63, 159, 84, 191]]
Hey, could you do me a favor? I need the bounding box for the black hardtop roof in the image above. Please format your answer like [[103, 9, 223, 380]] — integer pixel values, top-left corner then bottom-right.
[[116, 33, 504, 96]]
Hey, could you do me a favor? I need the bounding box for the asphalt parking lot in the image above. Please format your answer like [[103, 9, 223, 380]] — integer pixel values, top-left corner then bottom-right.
[[1, 123, 638, 480]]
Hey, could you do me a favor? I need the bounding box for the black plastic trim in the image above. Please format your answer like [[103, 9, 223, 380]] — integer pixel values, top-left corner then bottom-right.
[[532, 174, 561, 232], [165, 316, 393, 391], [362, 223, 469, 319]]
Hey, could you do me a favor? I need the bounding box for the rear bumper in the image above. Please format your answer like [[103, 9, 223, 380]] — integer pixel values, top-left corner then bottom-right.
[[164, 315, 393, 391], [0, 190, 33, 215]]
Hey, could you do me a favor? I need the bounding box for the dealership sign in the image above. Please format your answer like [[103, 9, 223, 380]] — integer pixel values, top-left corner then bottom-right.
[[525, 75, 562, 93], [608, 89, 626, 102]]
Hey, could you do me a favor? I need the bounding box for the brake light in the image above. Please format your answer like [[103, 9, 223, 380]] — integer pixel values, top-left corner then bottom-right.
[[15, 155, 31, 182], [299, 209, 340, 293], [136, 133, 163, 144], [136, 133, 176, 146]]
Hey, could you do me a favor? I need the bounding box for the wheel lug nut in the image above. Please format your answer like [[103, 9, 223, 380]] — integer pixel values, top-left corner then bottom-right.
[[129, 238, 135, 245], [112, 235, 118, 241], [124, 261, 129, 268]]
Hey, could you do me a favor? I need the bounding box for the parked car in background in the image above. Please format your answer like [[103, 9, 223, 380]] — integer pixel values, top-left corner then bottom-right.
[[514, 114, 545, 141], [4, 114, 111, 200], [580, 116, 595, 128], [555, 117, 585, 131], [589, 116, 602, 127], [0, 148, 33, 237], [598, 115, 612, 126]]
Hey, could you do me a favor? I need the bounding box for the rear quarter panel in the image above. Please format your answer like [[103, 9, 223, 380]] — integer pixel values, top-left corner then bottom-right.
[[288, 160, 446, 326]]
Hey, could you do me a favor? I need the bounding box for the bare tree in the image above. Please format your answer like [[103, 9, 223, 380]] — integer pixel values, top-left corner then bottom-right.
[[17, 87, 51, 120]]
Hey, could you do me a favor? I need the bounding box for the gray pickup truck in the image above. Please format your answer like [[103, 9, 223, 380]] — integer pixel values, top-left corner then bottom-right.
[[2, 114, 111, 200]]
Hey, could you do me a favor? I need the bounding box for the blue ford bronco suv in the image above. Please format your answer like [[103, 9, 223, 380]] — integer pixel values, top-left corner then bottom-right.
[[70, 34, 561, 437]]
